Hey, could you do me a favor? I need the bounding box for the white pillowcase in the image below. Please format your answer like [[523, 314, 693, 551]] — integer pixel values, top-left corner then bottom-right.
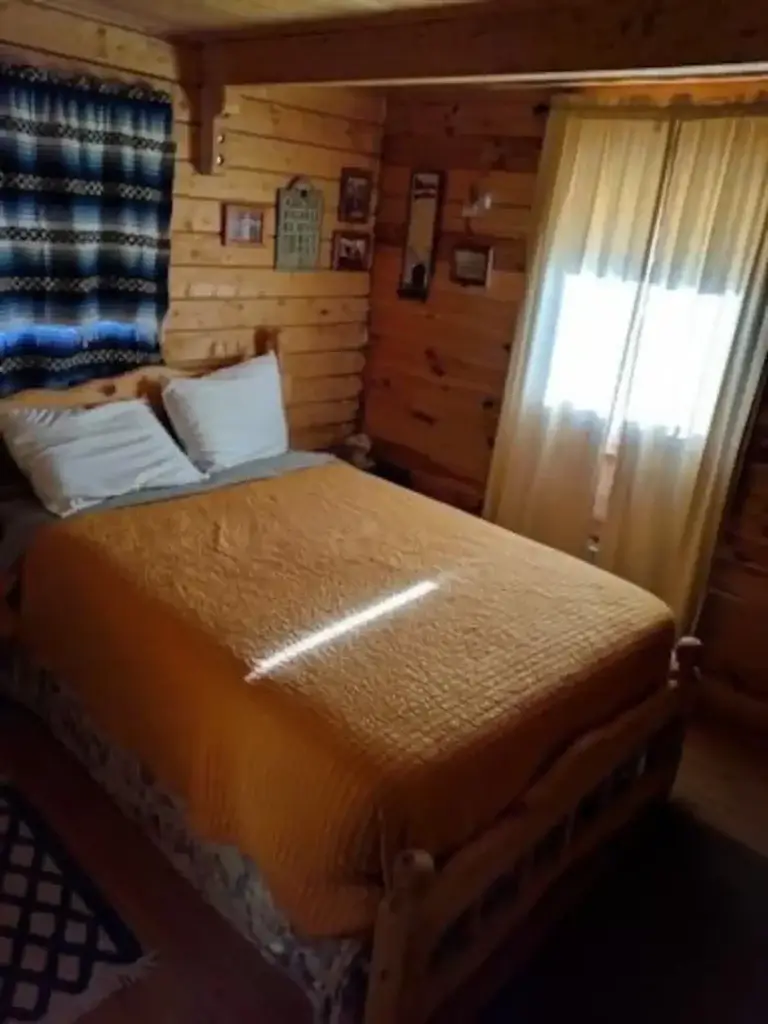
[[0, 400, 204, 517], [162, 353, 289, 473]]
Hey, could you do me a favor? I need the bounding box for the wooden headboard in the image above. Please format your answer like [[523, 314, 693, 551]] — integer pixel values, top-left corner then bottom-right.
[[0, 365, 197, 412], [0, 335, 287, 413]]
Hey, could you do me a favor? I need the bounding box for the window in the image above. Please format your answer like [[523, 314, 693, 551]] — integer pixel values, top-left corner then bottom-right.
[[544, 271, 740, 439], [486, 106, 768, 625]]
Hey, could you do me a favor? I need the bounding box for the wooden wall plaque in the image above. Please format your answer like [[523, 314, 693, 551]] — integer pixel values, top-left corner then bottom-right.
[[275, 177, 323, 271]]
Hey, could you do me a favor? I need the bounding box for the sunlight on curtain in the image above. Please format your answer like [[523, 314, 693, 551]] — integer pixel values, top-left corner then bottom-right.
[[597, 115, 768, 626], [485, 110, 672, 558], [485, 105, 768, 627], [544, 274, 739, 435]]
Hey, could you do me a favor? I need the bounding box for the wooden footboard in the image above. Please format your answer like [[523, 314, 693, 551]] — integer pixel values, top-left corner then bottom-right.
[[365, 637, 701, 1024]]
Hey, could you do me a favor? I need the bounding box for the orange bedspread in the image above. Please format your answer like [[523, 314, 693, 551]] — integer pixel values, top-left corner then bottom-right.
[[20, 463, 674, 937]]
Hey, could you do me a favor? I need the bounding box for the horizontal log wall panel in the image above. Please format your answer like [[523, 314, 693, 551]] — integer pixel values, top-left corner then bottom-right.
[[170, 267, 370, 300], [283, 350, 366, 378], [240, 85, 386, 125], [364, 86, 548, 504], [289, 398, 359, 428], [163, 323, 367, 365], [379, 165, 538, 207], [293, 421, 355, 451], [175, 124, 379, 180], [367, 343, 508, 396], [0, 0, 180, 78], [704, 384, 768, 712], [227, 97, 383, 155], [171, 233, 334, 270], [382, 132, 543, 174], [167, 297, 369, 332], [365, 391, 494, 485], [3, 2, 385, 450], [291, 375, 363, 404], [384, 93, 550, 138], [369, 308, 512, 369]]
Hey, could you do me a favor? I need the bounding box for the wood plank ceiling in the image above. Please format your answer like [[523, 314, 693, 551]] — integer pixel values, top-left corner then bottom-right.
[[29, 0, 477, 35]]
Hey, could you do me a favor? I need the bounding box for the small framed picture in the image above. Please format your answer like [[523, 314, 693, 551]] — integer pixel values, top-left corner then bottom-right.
[[332, 231, 371, 272], [223, 203, 267, 246], [338, 167, 374, 223], [450, 242, 494, 287]]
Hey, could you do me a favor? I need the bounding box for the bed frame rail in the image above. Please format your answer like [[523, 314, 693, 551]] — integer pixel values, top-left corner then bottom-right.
[[365, 636, 701, 1024]]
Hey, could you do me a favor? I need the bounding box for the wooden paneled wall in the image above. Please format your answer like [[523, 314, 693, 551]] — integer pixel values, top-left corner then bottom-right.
[[365, 87, 550, 510], [2, 1, 385, 450], [700, 386, 768, 726]]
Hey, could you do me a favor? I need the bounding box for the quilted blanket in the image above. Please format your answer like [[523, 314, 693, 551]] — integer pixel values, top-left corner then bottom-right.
[[19, 463, 674, 936]]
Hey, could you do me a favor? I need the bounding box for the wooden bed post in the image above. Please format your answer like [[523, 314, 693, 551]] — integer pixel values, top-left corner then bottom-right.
[[365, 849, 435, 1024], [671, 636, 702, 707]]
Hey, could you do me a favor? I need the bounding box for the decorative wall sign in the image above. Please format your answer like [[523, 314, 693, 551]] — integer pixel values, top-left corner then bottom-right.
[[332, 231, 371, 271], [338, 167, 373, 223], [275, 177, 323, 271], [451, 242, 494, 287], [222, 203, 266, 246], [398, 170, 445, 301]]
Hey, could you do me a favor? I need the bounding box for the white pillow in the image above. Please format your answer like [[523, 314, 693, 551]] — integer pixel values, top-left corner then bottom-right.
[[162, 353, 289, 473], [0, 400, 204, 517]]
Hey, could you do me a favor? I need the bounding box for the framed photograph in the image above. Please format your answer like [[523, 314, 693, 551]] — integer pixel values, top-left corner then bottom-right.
[[450, 242, 494, 287], [338, 167, 374, 223], [332, 230, 371, 272], [223, 203, 267, 246]]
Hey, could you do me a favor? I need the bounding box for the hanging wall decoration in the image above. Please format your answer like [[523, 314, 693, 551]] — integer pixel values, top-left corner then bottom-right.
[[275, 177, 323, 271], [451, 242, 494, 287], [398, 170, 445, 301], [0, 62, 175, 395], [223, 203, 267, 246], [338, 167, 373, 223], [332, 231, 371, 271]]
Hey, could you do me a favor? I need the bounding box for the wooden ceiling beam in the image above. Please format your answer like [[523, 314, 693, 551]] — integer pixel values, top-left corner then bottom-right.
[[203, 0, 768, 87]]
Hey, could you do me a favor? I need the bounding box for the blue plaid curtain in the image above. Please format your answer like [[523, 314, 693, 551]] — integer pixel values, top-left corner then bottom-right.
[[0, 64, 175, 395]]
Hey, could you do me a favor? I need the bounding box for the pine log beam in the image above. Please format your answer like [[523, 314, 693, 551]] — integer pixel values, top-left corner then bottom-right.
[[192, 48, 241, 176], [202, 1, 768, 88]]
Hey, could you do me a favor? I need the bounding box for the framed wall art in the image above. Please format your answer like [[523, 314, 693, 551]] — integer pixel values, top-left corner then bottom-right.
[[338, 167, 373, 223], [332, 230, 371, 271], [275, 177, 323, 271], [450, 242, 494, 287], [222, 203, 267, 246]]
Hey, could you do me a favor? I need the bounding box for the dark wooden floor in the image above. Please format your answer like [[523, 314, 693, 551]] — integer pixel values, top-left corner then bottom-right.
[[0, 706, 311, 1024], [2, 703, 767, 1023]]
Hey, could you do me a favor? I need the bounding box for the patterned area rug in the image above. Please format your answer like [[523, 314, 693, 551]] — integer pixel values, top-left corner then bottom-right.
[[0, 783, 153, 1023]]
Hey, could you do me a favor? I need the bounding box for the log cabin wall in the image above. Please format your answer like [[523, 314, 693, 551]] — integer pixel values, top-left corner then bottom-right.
[[700, 386, 768, 726], [1, 0, 385, 450], [365, 78, 768, 720], [365, 87, 551, 511]]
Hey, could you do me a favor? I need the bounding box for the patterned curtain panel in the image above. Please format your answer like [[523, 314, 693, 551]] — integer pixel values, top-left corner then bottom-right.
[[0, 64, 175, 395]]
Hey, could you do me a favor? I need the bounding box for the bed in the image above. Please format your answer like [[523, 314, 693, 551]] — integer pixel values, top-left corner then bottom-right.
[[0, 363, 701, 1024]]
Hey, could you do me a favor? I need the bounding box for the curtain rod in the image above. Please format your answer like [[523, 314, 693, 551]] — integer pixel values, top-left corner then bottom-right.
[[552, 95, 768, 120]]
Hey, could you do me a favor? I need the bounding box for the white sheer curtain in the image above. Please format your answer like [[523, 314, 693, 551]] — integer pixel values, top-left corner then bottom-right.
[[485, 104, 768, 626]]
